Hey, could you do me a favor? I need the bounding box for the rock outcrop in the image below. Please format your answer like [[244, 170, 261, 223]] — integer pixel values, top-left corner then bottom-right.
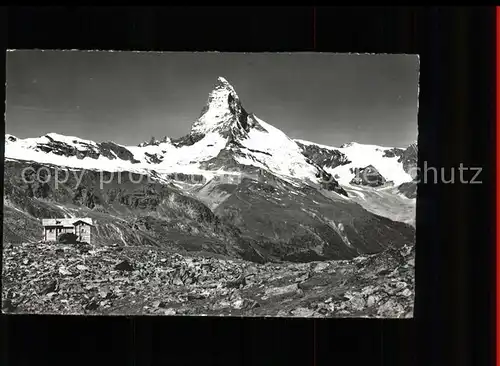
[[350, 165, 387, 187]]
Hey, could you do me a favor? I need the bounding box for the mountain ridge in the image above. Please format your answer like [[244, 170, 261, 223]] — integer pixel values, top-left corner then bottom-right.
[[5, 131, 417, 190]]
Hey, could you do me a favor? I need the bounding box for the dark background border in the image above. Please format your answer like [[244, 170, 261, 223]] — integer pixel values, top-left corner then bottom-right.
[[0, 6, 495, 366]]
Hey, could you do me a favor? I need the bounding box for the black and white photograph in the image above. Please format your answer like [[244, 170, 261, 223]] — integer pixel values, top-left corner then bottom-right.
[[2, 50, 419, 317]]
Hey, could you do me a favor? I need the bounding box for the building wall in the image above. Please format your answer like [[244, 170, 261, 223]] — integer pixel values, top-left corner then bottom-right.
[[45, 228, 57, 242], [80, 232, 91, 243], [44, 226, 76, 242], [75, 224, 92, 244]]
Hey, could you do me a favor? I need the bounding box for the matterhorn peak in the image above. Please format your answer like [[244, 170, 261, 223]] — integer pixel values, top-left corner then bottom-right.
[[216, 76, 232, 87], [212, 76, 238, 99], [191, 76, 250, 137]]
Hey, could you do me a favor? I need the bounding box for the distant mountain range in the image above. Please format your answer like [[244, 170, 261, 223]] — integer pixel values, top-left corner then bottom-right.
[[4, 76, 417, 263]]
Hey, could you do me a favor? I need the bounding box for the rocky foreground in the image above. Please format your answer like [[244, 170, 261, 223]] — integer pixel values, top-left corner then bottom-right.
[[2, 242, 414, 318]]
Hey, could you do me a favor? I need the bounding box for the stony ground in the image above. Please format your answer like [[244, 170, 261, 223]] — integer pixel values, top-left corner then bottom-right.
[[2, 242, 414, 318]]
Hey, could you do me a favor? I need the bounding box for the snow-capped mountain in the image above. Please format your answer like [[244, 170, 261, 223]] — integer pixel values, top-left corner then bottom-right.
[[5, 77, 348, 195], [5, 76, 416, 195], [5, 132, 143, 172], [191, 76, 251, 137], [4, 76, 416, 262], [294, 139, 416, 187]]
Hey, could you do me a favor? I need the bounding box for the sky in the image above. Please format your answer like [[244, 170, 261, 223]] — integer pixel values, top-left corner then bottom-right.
[[5, 51, 419, 148]]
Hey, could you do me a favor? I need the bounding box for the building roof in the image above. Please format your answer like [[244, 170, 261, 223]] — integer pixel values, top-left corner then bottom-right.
[[73, 219, 95, 227], [42, 218, 93, 227]]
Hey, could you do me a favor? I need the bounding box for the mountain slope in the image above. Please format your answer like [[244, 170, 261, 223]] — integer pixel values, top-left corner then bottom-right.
[[213, 173, 414, 262], [3, 159, 268, 259], [2, 241, 414, 317], [294, 139, 418, 222]]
